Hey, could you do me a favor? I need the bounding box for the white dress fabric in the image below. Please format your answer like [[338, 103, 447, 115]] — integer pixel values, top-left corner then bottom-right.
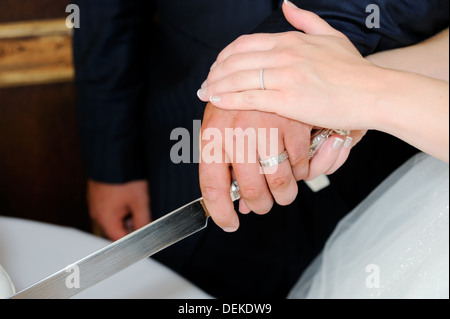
[[289, 153, 449, 299]]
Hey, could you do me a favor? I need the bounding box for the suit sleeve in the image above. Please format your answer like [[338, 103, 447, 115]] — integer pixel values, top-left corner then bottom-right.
[[255, 0, 449, 56], [73, 0, 155, 183]]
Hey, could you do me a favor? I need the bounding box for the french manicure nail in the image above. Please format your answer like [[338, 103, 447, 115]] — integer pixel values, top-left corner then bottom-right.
[[333, 137, 344, 150], [284, 0, 299, 8], [201, 80, 208, 89], [344, 136, 353, 148], [210, 61, 217, 70], [210, 95, 222, 103], [197, 88, 207, 99]]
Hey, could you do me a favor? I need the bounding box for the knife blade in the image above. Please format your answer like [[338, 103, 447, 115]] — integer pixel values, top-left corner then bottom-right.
[[10, 182, 241, 299], [10, 127, 345, 299]]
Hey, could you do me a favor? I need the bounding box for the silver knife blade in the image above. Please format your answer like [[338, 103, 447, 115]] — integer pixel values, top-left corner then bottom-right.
[[10, 198, 209, 299], [11, 182, 241, 299], [10, 125, 342, 299]]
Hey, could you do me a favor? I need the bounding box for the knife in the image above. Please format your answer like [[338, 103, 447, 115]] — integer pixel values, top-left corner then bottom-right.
[[10, 182, 241, 299], [10, 128, 346, 299]]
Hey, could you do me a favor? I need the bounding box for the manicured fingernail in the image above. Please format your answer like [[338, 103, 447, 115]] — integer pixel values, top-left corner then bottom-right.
[[284, 0, 299, 8], [333, 137, 344, 150], [344, 136, 353, 148], [210, 95, 222, 103], [210, 61, 217, 70], [197, 88, 207, 99], [201, 80, 208, 89]]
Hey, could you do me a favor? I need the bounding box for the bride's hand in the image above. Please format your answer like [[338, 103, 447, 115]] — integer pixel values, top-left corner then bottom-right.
[[197, 2, 378, 133]]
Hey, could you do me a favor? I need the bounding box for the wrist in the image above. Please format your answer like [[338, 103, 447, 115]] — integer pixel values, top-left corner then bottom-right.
[[348, 64, 392, 131], [368, 67, 405, 133], [371, 68, 449, 161]]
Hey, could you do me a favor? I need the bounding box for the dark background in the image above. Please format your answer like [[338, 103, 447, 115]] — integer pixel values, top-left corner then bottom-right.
[[0, 0, 91, 231]]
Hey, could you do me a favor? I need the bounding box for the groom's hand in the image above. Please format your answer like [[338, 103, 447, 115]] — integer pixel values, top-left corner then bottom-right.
[[199, 104, 357, 232], [87, 179, 151, 240], [199, 103, 313, 232]]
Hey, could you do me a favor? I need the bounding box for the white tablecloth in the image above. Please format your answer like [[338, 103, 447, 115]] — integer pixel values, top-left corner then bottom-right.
[[0, 216, 212, 299]]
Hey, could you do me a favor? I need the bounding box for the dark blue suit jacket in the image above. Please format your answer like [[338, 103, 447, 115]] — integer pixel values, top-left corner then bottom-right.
[[73, 0, 449, 298]]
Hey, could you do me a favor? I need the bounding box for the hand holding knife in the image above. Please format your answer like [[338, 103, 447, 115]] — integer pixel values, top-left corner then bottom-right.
[[10, 128, 346, 299]]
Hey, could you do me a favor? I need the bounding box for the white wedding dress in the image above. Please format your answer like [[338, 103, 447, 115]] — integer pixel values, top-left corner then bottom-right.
[[289, 153, 449, 299]]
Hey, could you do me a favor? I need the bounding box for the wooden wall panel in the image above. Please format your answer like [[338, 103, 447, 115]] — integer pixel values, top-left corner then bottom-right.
[[0, 1, 91, 231], [0, 0, 69, 23], [0, 20, 73, 88], [0, 84, 90, 231]]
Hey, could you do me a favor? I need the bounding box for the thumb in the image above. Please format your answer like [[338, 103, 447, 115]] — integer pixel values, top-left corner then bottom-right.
[[282, 1, 344, 37]]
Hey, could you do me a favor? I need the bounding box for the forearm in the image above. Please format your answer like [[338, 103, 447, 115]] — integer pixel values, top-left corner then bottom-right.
[[365, 28, 449, 162], [369, 68, 449, 163], [367, 28, 449, 81]]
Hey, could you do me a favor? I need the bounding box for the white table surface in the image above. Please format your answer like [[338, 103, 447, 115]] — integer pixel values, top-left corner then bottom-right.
[[0, 216, 212, 299]]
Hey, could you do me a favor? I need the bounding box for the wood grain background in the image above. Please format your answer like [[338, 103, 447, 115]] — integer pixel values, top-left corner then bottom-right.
[[0, 0, 91, 231], [0, 0, 69, 23]]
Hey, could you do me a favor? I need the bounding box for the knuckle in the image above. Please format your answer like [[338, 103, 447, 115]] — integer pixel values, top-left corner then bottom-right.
[[239, 185, 263, 202], [222, 55, 237, 72], [233, 34, 251, 51], [282, 31, 302, 42], [270, 175, 291, 190], [200, 183, 223, 202], [277, 48, 298, 63], [243, 91, 258, 106]]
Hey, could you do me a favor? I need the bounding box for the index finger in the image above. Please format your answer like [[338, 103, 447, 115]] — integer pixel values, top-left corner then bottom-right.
[[199, 158, 239, 232]]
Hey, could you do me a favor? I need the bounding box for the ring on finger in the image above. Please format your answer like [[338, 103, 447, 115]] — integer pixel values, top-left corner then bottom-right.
[[259, 68, 265, 90], [259, 150, 289, 168]]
